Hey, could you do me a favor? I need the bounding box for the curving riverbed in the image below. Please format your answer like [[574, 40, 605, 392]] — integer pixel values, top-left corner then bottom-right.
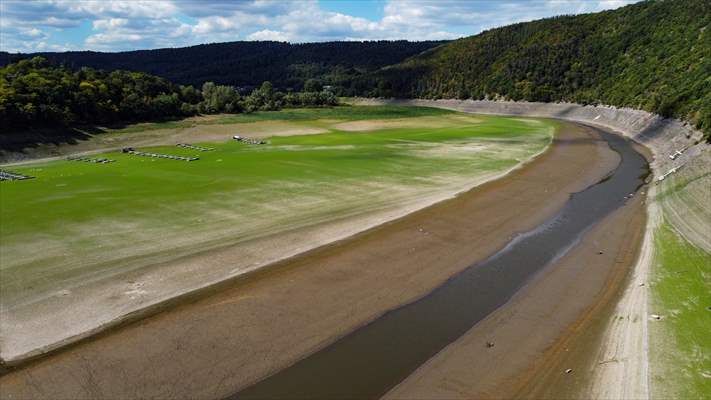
[[0, 121, 643, 400], [233, 127, 649, 399]]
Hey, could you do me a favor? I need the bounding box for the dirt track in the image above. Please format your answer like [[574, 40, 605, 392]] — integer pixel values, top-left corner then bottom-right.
[[0, 122, 623, 399]]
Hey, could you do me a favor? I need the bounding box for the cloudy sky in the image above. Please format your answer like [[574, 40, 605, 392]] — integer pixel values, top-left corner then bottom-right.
[[0, 0, 639, 53]]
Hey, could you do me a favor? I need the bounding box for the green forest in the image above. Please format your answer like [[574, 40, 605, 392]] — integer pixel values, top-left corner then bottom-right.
[[359, 0, 710, 136], [0, 57, 336, 132], [1, 0, 709, 139], [0, 41, 446, 91]]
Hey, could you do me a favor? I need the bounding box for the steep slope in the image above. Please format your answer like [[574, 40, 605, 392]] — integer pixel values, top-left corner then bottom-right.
[[364, 0, 710, 136], [0, 41, 446, 91]]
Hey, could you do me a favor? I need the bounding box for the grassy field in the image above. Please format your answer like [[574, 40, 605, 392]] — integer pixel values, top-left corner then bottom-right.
[[650, 150, 711, 399], [0, 106, 556, 358], [650, 222, 711, 399], [1, 108, 553, 301]]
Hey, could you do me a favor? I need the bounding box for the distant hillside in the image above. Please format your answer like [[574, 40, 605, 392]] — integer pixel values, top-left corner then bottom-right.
[[0, 41, 446, 91], [0, 56, 337, 139], [363, 0, 711, 136]]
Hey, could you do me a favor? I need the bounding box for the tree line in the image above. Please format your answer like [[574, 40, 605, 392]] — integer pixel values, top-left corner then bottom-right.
[[0, 57, 337, 132], [355, 0, 710, 138], [2, 0, 708, 139], [0, 41, 447, 93]]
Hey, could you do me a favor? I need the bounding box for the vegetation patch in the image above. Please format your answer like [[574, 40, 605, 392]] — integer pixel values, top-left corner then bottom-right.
[[0, 40, 447, 90], [0, 58, 338, 147], [0, 110, 553, 314], [649, 221, 711, 399], [365, 0, 711, 138], [651, 147, 711, 399], [656, 150, 711, 253]]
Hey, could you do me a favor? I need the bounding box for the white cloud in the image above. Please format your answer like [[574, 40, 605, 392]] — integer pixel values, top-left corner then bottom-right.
[[0, 0, 642, 52], [192, 16, 240, 35], [247, 29, 290, 42], [598, 0, 634, 8], [92, 18, 129, 30], [176, 0, 296, 18], [379, 0, 639, 36], [62, 0, 178, 19], [23, 28, 47, 39], [86, 32, 144, 45], [42, 16, 82, 28], [84, 17, 198, 51]]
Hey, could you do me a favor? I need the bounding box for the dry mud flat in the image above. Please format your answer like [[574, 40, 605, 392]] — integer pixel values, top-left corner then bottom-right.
[[0, 122, 625, 399]]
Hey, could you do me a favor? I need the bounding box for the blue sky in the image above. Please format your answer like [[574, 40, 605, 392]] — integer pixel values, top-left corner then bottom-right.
[[0, 0, 640, 53]]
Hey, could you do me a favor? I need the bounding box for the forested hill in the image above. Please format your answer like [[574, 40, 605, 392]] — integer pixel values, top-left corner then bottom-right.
[[0, 57, 338, 135], [363, 0, 711, 136], [0, 41, 446, 91]]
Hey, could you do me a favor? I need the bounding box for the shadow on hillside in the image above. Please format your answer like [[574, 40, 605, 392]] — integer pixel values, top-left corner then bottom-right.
[[0, 127, 99, 153], [633, 117, 683, 144], [0, 116, 187, 154]]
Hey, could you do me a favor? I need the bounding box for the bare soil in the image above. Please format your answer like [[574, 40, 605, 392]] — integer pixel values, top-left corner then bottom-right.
[[332, 116, 478, 131], [385, 178, 647, 399]]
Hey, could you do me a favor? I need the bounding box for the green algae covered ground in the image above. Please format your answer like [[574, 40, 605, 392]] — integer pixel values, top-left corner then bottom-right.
[[0, 106, 555, 317], [651, 149, 711, 400], [650, 222, 711, 399]]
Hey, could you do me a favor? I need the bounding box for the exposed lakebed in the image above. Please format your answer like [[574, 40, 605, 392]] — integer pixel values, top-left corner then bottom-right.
[[233, 127, 649, 399]]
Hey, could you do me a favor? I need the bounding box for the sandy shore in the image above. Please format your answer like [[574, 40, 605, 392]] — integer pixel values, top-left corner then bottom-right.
[[0, 122, 618, 399]]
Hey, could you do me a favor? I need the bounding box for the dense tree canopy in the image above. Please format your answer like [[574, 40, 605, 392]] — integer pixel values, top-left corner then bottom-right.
[[0, 41, 446, 92], [0, 57, 191, 129], [0, 57, 337, 134]]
